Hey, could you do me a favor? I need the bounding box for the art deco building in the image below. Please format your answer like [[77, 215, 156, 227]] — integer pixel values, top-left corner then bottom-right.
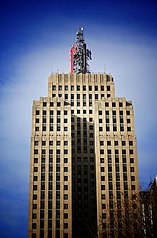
[[28, 29, 139, 238]]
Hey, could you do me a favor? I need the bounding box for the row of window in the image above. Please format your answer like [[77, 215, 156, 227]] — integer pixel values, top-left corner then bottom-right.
[[34, 140, 133, 148], [100, 149, 134, 155], [100, 140, 133, 146], [34, 141, 68, 146], [36, 109, 131, 117], [36, 116, 130, 125], [35, 125, 131, 132], [34, 149, 69, 155], [34, 166, 68, 173], [32, 232, 68, 238], [42, 101, 129, 108], [52, 93, 111, 99], [52, 85, 110, 91], [32, 222, 69, 229]]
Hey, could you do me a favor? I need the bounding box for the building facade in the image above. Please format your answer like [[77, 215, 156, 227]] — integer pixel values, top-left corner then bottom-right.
[[28, 72, 139, 238]]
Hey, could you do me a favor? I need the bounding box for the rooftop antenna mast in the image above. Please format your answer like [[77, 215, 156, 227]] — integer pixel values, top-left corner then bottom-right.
[[70, 28, 92, 74]]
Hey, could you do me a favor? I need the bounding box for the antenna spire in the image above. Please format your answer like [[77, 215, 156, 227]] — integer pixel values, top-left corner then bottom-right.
[[70, 28, 92, 74]]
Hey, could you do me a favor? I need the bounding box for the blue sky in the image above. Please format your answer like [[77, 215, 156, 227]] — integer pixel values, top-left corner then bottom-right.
[[0, 0, 157, 237]]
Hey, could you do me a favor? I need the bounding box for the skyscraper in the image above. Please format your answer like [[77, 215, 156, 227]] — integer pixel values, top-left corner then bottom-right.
[[28, 28, 139, 238]]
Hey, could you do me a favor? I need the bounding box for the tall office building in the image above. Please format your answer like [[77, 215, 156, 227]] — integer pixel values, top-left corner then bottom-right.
[[28, 29, 139, 238]]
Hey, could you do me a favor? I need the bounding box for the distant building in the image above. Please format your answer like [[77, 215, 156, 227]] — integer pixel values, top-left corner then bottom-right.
[[28, 29, 140, 238], [140, 175, 157, 238]]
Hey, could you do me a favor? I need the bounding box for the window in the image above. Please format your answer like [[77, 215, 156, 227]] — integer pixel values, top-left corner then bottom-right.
[[100, 149, 104, 154], [107, 85, 110, 91], [50, 102, 54, 107], [65, 85, 68, 91], [122, 141, 126, 146], [114, 141, 118, 146], [33, 204, 37, 209], [130, 149, 133, 154], [64, 167, 68, 172], [127, 118, 130, 123], [36, 110, 40, 115], [89, 86, 92, 91], [99, 110, 102, 115], [52, 85, 56, 90], [58, 85, 62, 91], [64, 194, 68, 200], [34, 141, 38, 146], [64, 119, 68, 124], [107, 140, 111, 146], [130, 167, 134, 172], [64, 110, 68, 115], [36, 118, 39, 123], [95, 94, 98, 100], [32, 223, 36, 229], [64, 213, 68, 219], [34, 150, 38, 155], [65, 94, 68, 100], [64, 149, 68, 154], [102, 194, 106, 200], [33, 185, 37, 190], [131, 185, 136, 190], [131, 176, 135, 181], [106, 126, 110, 131], [101, 86, 104, 91], [34, 167, 38, 172], [123, 157, 126, 163], [101, 167, 105, 172], [100, 141, 104, 146], [71, 86, 74, 91], [64, 185, 68, 190], [50, 110, 53, 115], [127, 110, 130, 115], [32, 213, 37, 219], [43, 102, 47, 107], [34, 176, 38, 181], [99, 118, 102, 123], [129, 140, 133, 146], [76, 85, 80, 91], [34, 158, 38, 163], [64, 223, 68, 229], [83, 85, 86, 91], [64, 176, 68, 181], [95, 86, 98, 91], [42, 141, 46, 146], [49, 141, 53, 146], [101, 176, 105, 181], [43, 110, 46, 115], [42, 149, 46, 154], [64, 141, 68, 146], [101, 185, 105, 190], [127, 127, 131, 131], [64, 204, 68, 209]]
